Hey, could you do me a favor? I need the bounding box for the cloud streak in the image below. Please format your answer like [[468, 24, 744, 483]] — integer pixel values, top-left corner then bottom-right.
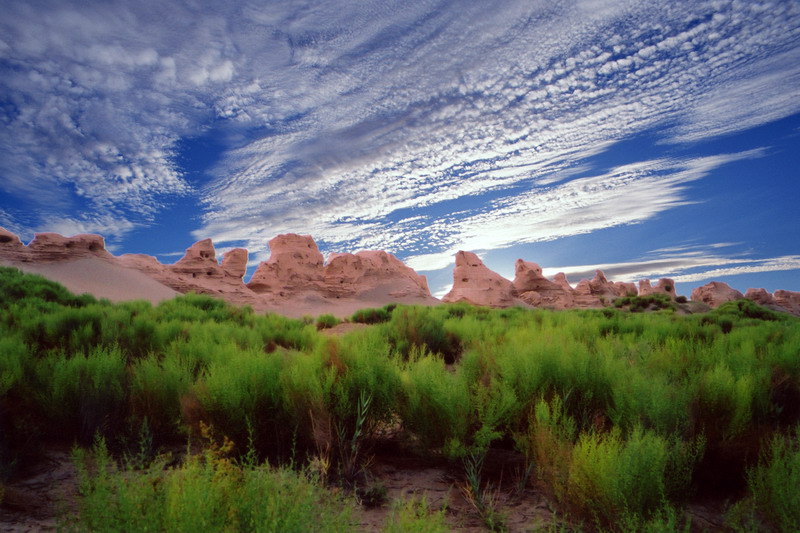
[[1, 0, 799, 263]]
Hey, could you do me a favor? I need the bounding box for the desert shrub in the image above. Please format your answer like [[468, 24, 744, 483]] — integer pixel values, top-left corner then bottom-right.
[[38, 346, 128, 443], [398, 352, 470, 455], [693, 364, 763, 439], [744, 427, 800, 531], [675, 295, 688, 304], [129, 353, 193, 443], [66, 437, 354, 533], [387, 306, 461, 363], [613, 294, 674, 312], [713, 298, 784, 322], [316, 313, 341, 330], [515, 396, 577, 502], [383, 494, 448, 533], [351, 305, 393, 324], [567, 427, 670, 525], [193, 347, 291, 459]]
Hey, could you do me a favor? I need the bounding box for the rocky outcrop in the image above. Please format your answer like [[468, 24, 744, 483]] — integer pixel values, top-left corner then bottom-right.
[[324, 250, 431, 299], [512, 260, 575, 309], [443, 251, 515, 307], [774, 290, 800, 316], [639, 278, 677, 300], [3, 225, 798, 317], [170, 239, 224, 280], [691, 281, 744, 308], [247, 234, 325, 295], [0, 231, 113, 262], [222, 249, 248, 280], [744, 288, 776, 307]]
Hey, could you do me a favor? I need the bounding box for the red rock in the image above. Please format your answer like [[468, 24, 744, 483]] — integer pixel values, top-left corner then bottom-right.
[[690, 281, 744, 307], [512, 259, 575, 309], [744, 288, 776, 307], [638, 278, 677, 300], [773, 290, 800, 316], [0, 227, 23, 247], [442, 251, 515, 307], [170, 239, 223, 279], [573, 279, 603, 307], [221, 248, 248, 280], [24, 232, 112, 262], [324, 250, 431, 299], [247, 234, 324, 294], [587, 270, 635, 303]]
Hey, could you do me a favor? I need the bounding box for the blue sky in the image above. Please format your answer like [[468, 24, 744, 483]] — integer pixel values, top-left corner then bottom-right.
[[1, 0, 798, 298]]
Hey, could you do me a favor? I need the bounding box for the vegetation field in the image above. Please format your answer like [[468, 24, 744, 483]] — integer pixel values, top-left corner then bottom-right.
[[1, 266, 799, 531]]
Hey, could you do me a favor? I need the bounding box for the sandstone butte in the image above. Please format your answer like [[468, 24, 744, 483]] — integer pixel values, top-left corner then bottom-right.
[[0, 226, 798, 317]]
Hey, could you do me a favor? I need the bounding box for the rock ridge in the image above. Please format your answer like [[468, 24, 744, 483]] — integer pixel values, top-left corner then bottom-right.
[[1, 226, 798, 317]]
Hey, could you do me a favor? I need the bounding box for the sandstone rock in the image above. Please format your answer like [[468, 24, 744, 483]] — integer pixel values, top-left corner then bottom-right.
[[587, 270, 634, 303], [247, 234, 325, 294], [639, 278, 677, 300], [324, 250, 431, 299], [222, 248, 248, 280], [442, 251, 515, 307], [744, 288, 776, 307], [774, 290, 800, 316], [573, 279, 603, 308], [691, 281, 744, 308], [22, 232, 112, 262], [0, 227, 23, 247], [171, 239, 223, 279], [512, 259, 575, 309]]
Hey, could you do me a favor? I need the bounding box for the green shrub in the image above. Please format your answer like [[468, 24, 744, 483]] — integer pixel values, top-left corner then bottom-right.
[[387, 307, 461, 363], [745, 427, 800, 531], [38, 346, 127, 443], [351, 305, 393, 324], [316, 313, 341, 330], [567, 427, 670, 525], [66, 437, 354, 533], [383, 494, 448, 533]]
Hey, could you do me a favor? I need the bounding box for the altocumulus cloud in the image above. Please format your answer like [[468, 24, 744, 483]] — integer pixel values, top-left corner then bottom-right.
[[1, 0, 798, 263]]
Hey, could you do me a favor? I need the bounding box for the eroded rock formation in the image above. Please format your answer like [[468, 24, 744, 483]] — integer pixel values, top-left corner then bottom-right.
[[443, 251, 515, 307], [639, 278, 677, 300], [773, 290, 800, 316], [690, 281, 744, 308], [512, 260, 575, 309], [2, 225, 798, 317], [744, 288, 776, 307], [247, 234, 325, 295]]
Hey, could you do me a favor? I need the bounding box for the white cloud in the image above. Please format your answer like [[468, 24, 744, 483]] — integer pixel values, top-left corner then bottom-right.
[[1, 0, 798, 269]]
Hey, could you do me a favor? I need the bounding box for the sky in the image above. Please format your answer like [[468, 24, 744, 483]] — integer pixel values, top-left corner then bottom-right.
[[1, 0, 799, 299]]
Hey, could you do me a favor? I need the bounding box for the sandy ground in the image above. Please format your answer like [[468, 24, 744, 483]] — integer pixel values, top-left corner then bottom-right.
[[1, 258, 178, 305]]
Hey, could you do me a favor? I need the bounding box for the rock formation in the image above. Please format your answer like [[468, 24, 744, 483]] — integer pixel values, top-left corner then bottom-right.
[[774, 290, 800, 316], [2, 225, 799, 317], [324, 250, 432, 300], [512, 260, 575, 309], [744, 288, 776, 307], [222, 249, 248, 280], [247, 234, 325, 295], [0, 231, 112, 263], [639, 278, 677, 300], [171, 239, 224, 280], [690, 281, 744, 308], [443, 251, 515, 307]]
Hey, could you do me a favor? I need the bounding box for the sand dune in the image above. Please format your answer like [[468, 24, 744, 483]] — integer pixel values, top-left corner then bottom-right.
[[1, 257, 178, 304]]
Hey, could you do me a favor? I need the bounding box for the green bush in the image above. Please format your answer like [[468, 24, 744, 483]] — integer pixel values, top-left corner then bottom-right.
[[351, 305, 394, 324], [745, 427, 800, 531], [316, 313, 341, 330], [66, 438, 354, 533], [383, 494, 448, 533], [567, 427, 670, 524]]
